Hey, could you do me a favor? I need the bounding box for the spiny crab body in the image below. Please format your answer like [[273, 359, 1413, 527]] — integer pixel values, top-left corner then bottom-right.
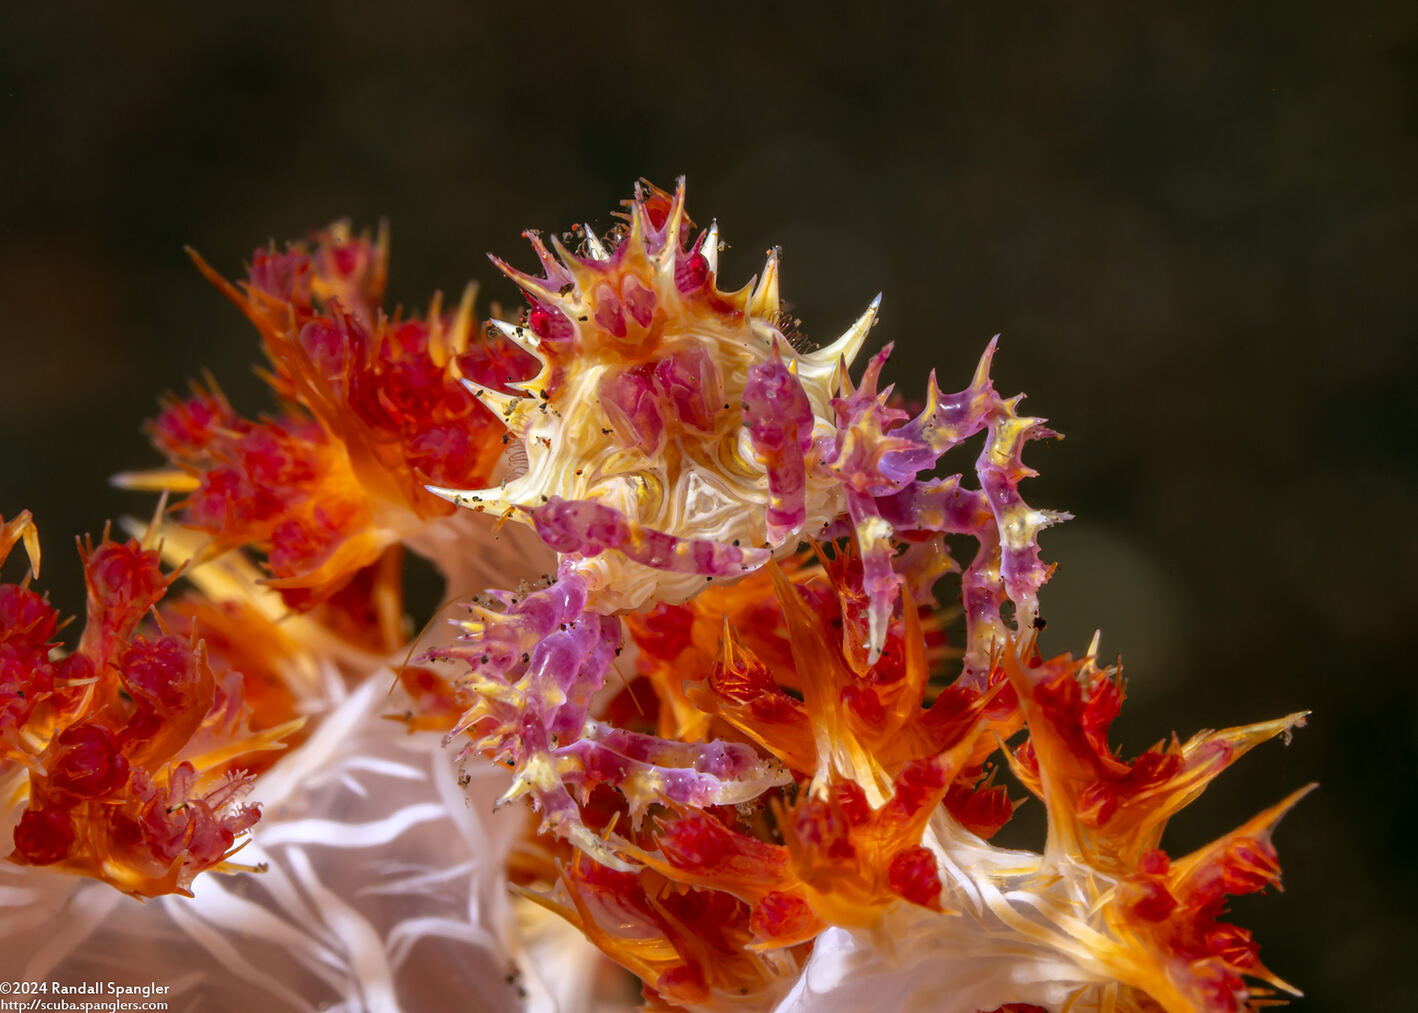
[[426, 180, 1067, 868], [430, 181, 872, 615]]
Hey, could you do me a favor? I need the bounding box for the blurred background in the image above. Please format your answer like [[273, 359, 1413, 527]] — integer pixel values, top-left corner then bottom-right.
[[1, 1, 1414, 1006]]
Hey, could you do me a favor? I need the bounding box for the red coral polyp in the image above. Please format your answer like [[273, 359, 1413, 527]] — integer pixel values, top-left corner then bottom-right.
[[122, 221, 530, 609], [0, 518, 300, 897], [45, 723, 131, 802], [11, 807, 75, 866]]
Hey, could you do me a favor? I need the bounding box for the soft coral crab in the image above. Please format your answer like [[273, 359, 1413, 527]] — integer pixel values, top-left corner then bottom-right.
[[427, 181, 1062, 863]]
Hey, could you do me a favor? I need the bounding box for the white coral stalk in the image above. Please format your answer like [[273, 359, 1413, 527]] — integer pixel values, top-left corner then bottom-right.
[[0, 667, 616, 1010]]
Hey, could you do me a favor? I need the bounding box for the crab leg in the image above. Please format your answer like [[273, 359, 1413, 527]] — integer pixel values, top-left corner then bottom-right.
[[743, 345, 816, 544], [528, 497, 770, 576]]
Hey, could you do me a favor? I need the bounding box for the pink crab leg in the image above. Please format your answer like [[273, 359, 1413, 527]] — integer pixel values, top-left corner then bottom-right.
[[495, 708, 631, 868], [895, 338, 1001, 457], [976, 410, 1068, 623], [528, 497, 770, 576], [438, 565, 618, 750], [876, 475, 990, 533], [877, 480, 1003, 682], [845, 490, 903, 665], [824, 344, 919, 662], [434, 570, 634, 868], [743, 345, 816, 544], [496, 713, 788, 869], [820, 338, 1064, 669], [434, 564, 787, 870], [876, 475, 1065, 687], [555, 722, 788, 829]]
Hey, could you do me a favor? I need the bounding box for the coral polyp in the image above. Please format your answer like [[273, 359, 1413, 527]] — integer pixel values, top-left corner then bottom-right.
[[120, 221, 539, 614], [0, 513, 298, 897]]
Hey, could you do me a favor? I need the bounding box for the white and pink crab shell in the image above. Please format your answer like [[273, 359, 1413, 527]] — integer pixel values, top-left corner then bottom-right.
[[429, 180, 879, 618]]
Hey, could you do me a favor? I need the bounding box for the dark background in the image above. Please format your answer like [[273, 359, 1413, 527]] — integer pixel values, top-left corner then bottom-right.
[[2, 2, 1414, 1007]]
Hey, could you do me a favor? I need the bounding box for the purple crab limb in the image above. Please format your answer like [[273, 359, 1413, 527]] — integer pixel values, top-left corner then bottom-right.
[[845, 490, 904, 663], [874, 477, 1007, 684], [874, 463, 1066, 685], [530, 610, 622, 743], [976, 407, 1068, 618], [824, 345, 917, 497], [875, 474, 990, 532], [815, 338, 1064, 666], [435, 561, 787, 869], [554, 721, 790, 829], [456, 565, 589, 671], [495, 709, 636, 869], [528, 496, 771, 576], [743, 345, 815, 543], [432, 570, 640, 869], [434, 565, 619, 756], [894, 337, 1002, 455]]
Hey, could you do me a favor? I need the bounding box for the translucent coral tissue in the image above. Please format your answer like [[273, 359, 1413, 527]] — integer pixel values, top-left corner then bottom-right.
[[0, 180, 1309, 1013]]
